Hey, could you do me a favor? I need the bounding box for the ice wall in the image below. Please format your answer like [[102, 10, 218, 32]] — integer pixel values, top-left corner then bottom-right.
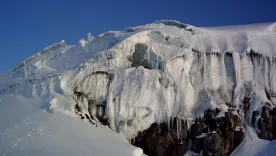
[[1, 20, 275, 141], [67, 43, 276, 139]]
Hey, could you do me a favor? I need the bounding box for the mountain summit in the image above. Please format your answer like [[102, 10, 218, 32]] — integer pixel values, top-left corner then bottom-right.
[[1, 20, 276, 156]]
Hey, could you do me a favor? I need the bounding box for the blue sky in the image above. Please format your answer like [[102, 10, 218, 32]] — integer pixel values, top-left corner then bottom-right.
[[0, 0, 275, 73]]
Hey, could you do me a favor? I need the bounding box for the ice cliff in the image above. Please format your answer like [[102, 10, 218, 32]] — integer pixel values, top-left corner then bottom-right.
[[1, 20, 276, 156]]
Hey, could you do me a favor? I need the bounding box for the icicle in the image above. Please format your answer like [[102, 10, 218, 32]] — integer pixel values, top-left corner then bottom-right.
[[200, 51, 207, 85], [156, 55, 159, 69], [167, 115, 171, 133], [158, 109, 162, 124], [147, 48, 150, 68], [271, 57, 276, 92], [220, 53, 226, 85], [232, 52, 241, 85], [176, 118, 179, 139]]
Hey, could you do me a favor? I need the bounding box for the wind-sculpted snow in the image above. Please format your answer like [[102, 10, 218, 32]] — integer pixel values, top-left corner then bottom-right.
[[0, 20, 276, 155]]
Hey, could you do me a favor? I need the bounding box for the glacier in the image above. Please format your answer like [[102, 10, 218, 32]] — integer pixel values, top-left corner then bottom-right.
[[0, 20, 276, 156]]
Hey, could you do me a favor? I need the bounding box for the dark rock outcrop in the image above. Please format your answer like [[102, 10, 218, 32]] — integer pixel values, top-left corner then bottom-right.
[[190, 108, 244, 156], [254, 106, 276, 140], [129, 100, 276, 156], [132, 117, 189, 156], [131, 107, 244, 156]]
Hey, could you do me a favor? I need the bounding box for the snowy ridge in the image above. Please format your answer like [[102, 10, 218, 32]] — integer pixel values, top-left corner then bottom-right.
[[12, 40, 70, 72], [0, 20, 276, 155]]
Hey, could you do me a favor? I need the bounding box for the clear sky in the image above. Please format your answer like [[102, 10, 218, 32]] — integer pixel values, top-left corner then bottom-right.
[[1, 0, 275, 73]]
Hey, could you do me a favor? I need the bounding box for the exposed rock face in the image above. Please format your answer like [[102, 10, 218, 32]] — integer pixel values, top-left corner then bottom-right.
[[132, 117, 188, 156], [131, 107, 244, 156], [190, 108, 244, 156], [245, 93, 276, 141], [128, 96, 276, 156], [252, 106, 276, 140]]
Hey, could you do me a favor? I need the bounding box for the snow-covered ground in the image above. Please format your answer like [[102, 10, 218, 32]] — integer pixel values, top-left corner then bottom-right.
[[0, 94, 142, 156], [231, 125, 276, 156], [0, 20, 276, 155]]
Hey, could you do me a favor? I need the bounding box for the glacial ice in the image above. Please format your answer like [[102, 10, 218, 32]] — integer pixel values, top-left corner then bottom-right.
[[0, 20, 276, 155]]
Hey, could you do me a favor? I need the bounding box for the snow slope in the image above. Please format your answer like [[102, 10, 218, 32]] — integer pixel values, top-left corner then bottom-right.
[[231, 125, 275, 156], [0, 20, 276, 155], [0, 94, 142, 156]]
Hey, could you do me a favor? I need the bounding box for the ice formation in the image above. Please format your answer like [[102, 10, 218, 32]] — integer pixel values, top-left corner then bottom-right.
[[0, 20, 276, 155]]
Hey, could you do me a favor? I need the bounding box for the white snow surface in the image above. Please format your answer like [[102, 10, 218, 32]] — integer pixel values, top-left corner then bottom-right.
[[231, 125, 276, 156], [0, 20, 276, 155], [0, 94, 142, 156]]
